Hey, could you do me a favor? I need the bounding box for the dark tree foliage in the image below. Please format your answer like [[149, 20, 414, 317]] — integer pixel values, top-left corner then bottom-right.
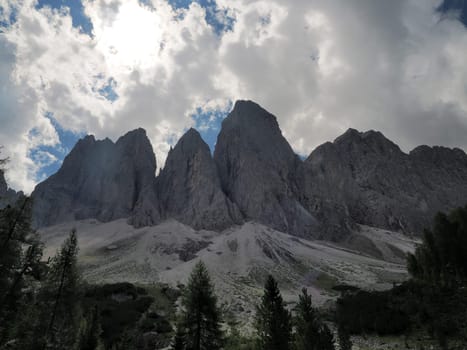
[[255, 275, 292, 350], [316, 324, 335, 350], [0, 147, 8, 169], [337, 323, 352, 350], [83, 282, 155, 349], [0, 186, 164, 350], [37, 229, 82, 350], [0, 196, 44, 344], [336, 289, 409, 335], [171, 320, 186, 350], [408, 206, 467, 287], [177, 261, 224, 350], [78, 306, 103, 350], [294, 288, 334, 350], [223, 326, 256, 350]]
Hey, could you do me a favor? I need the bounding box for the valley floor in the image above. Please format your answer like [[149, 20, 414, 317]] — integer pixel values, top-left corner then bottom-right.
[[40, 219, 417, 328]]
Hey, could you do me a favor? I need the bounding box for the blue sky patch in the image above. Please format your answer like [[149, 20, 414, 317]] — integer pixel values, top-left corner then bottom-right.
[[98, 77, 119, 102], [36, 0, 93, 36], [0, 5, 18, 31], [439, 0, 467, 26], [29, 114, 85, 180], [191, 102, 232, 152], [169, 0, 235, 35]]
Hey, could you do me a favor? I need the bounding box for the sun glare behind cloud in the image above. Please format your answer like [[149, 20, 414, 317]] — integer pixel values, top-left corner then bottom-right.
[[93, 1, 162, 71]]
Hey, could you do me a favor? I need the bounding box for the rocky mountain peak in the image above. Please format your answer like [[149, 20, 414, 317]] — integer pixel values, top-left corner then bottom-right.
[[334, 128, 402, 156], [157, 128, 242, 230], [229, 100, 280, 129], [171, 128, 208, 155], [302, 127, 467, 235], [29, 100, 467, 241], [214, 100, 319, 237], [410, 145, 467, 164], [116, 128, 148, 147], [32, 129, 160, 228], [218, 100, 296, 167], [333, 128, 360, 143]]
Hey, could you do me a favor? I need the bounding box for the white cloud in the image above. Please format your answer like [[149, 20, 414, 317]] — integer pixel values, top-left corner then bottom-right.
[[0, 0, 466, 192]]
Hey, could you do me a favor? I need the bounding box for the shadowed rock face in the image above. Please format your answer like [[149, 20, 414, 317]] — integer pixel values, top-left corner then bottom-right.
[[157, 128, 242, 231], [32, 128, 160, 228], [30, 100, 467, 239], [301, 128, 467, 234], [214, 100, 320, 238]]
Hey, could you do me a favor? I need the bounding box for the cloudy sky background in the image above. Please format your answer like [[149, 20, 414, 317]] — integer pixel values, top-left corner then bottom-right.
[[0, 0, 466, 192]]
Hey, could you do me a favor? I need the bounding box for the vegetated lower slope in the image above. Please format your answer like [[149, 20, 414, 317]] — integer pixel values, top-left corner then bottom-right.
[[335, 205, 467, 349], [39, 218, 416, 326]]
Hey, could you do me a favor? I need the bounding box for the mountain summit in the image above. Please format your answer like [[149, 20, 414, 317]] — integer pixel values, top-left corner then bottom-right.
[[214, 100, 320, 237], [157, 128, 242, 230], [302, 128, 467, 234], [32, 128, 160, 227], [30, 101, 467, 240]]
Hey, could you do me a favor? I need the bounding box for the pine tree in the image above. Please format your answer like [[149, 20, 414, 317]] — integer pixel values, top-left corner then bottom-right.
[[294, 288, 319, 350], [0, 198, 33, 304], [172, 320, 186, 350], [294, 288, 334, 350], [0, 196, 44, 345], [180, 260, 223, 350], [78, 306, 103, 350], [255, 275, 292, 350], [337, 323, 352, 350], [407, 206, 467, 287], [316, 324, 335, 350], [37, 229, 82, 350]]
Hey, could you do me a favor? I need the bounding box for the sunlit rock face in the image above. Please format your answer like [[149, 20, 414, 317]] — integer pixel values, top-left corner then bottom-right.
[[32, 128, 160, 228], [157, 128, 242, 231], [214, 100, 321, 238], [301, 128, 467, 235]]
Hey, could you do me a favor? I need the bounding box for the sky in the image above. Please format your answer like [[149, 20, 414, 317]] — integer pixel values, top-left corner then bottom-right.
[[0, 0, 466, 193]]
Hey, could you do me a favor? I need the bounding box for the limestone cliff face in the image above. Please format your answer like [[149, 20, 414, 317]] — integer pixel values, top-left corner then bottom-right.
[[32, 129, 160, 227], [301, 128, 467, 234], [214, 100, 320, 238], [157, 128, 242, 230], [30, 101, 467, 239]]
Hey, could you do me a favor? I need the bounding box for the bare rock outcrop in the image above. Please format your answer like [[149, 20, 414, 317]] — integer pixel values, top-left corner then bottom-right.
[[157, 128, 242, 230], [30, 101, 467, 239], [32, 128, 160, 227], [214, 100, 320, 238], [301, 128, 467, 235]]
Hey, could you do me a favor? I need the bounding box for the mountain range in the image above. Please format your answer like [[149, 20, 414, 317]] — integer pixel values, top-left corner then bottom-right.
[[30, 100, 467, 240], [3, 99, 467, 316]]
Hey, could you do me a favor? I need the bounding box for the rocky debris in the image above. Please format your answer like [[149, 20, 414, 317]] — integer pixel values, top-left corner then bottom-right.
[[214, 100, 320, 238], [160, 238, 212, 262], [32, 128, 160, 227], [157, 128, 242, 231]]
